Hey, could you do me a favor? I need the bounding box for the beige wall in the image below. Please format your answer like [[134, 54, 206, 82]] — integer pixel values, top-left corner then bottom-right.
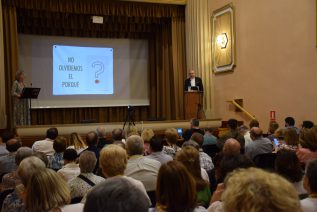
[[210, 0, 317, 131]]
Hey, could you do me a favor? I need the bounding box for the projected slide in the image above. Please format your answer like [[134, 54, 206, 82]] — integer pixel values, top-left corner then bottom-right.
[[53, 45, 113, 95]]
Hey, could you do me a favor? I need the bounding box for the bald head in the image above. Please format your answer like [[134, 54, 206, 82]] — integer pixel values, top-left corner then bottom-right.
[[96, 126, 106, 138], [86, 131, 98, 146], [6, 138, 22, 152], [112, 128, 124, 141], [223, 138, 241, 155], [250, 127, 263, 140], [190, 133, 204, 147]]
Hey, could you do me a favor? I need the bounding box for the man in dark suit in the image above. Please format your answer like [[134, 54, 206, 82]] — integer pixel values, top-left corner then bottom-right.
[[184, 70, 204, 92]]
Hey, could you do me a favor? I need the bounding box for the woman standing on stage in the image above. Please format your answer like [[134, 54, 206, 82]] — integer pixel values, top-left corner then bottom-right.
[[11, 71, 30, 126]]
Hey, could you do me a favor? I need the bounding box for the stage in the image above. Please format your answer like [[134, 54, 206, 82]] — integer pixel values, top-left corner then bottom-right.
[[16, 119, 222, 147]]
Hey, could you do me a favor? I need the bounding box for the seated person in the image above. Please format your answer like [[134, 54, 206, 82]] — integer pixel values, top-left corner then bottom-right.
[[301, 159, 317, 212], [96, 127, 112, 151], [146, 136, 173, 165], [57, 149, 80, 182], [0, 138, 22, 176], [141, 129, 155, 156], [124, 135, 161, 192], [209, 168, 301, 212], [176, 146, 211, 208], [84, 177, 149, 212], [275, 149, 307, 198], [217, 119, 245, 151], [191, 133, 214, 171], [99, 144, 150, 204], [183, 119, 204, 141], [67, 132, 87, 154], [2, 157, 45, 212], [48, 136, 67, 171], [0, 131, 14, 157], [1, 147, 33, 192], [68, 151, 104, 200], [203, 128, 217, 146], [162, 128, 181, 158], [154, 160, 205, 212], [32, 127, 58, 156]]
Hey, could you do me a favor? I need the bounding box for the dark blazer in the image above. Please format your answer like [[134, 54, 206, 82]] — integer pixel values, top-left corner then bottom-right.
[[184, 77, 204, 92]]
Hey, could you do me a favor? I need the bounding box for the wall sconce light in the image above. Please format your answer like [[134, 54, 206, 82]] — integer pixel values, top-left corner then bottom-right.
[[216, 33, 228, 49]]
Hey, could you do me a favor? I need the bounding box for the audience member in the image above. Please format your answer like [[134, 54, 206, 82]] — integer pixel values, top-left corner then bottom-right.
[[297, 148, 317, 164], [68, 151, 104, 200], [210, 168, 301, 212], [191, 133, 214, 171], [217, 119, 245, 151], [237, 125, 249, 145], [216, 154, 254, 184], [285, 116, 300, 134], [176, 146, 211, 208], [183, 119, 204, 141], [299, 127, 317, 152], [99, 144, 150, 204], [96, 126, 112, 150], [276, 128, 299, 152], [146, 136, 173, 164], [32, 127, 58, 156], [244, 119, 260, 146], [267, 120, 279, 142], [124, 135, 161, 191], [112, 128, 125, 142], [126, 126, 139, 137], [57, 149, 80, 182], [301, 159, 317, 212], [2, 156, 45, 212], [0, 138, 22, 176], [154, 161, 206, 212], [84, 131, 100, 173], [33, 151, 49, 167], [84, 177, 149, 212], [182, 140, 200, 150], [68, 132, 87, 154], [162, 128, 181, 158], [181, 140, 213, 187], [302, 120, 314, 129], [25, 168, 83, 212], [275, 149, 306, 197], [48, 136, 67, 171], [203, 128, 217, 146], [244, 127, 273, 160], [222, 138, 241, 156], [141, 128, 155, 156], [0, 131, 14, 157], [1, 147, 33, 192]]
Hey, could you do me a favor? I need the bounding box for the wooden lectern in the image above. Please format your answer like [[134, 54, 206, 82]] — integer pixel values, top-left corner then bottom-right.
[[184, 91, 203, 119]]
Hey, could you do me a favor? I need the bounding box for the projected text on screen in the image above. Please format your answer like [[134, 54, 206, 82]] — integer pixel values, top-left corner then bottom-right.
[[53, 45, 114, 95]]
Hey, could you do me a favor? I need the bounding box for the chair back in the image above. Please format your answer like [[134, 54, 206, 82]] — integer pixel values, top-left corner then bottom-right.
[[253, 153, 276, 171], [202, 144, 220, 159]]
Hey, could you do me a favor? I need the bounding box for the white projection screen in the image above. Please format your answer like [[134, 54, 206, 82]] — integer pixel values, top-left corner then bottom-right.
[[18, 34, 149, 108]]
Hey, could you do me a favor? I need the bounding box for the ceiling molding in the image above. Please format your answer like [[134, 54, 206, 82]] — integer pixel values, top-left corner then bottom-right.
[[120, 0, 186, 5]]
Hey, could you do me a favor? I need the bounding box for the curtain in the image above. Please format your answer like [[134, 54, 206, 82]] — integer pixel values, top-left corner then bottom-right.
[[172, 17, 187, 120], [2, 5, 19, 129], [0, 0, 6, 129], [186, 0, 214, 118], [1, 0, 186, 126]]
